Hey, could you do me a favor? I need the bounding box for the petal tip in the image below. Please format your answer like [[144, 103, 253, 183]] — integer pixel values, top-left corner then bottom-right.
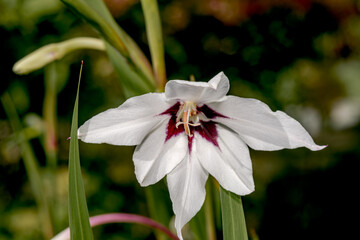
[[218, 71, 225, 77], [207, 71, 230, 94], [176, 229, 183, 240], [313, 144, 328, 151]]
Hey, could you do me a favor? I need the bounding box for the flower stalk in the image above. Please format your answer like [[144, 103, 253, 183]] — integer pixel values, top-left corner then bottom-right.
[[43, 63, 59, 168], [205, 181, 217, 240], [140, 0, 167, 91], [51, 213, 179, 240]]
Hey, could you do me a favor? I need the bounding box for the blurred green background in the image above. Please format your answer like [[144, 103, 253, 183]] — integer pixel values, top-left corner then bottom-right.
[[1, 0, 359, 239]]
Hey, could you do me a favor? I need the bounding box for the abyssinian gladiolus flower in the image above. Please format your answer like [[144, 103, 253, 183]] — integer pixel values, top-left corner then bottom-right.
[[78, 72, 326, 239]]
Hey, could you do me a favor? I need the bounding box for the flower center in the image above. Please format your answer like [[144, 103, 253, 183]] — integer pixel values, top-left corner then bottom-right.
[[161, 102, 228, 152], [175, 101, 201, 137]]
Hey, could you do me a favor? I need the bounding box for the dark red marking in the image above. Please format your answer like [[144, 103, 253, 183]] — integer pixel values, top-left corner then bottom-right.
[[160, 102, 183, 141], [194, 121, 219, 148], [160, 103, 227, 152], [197, 104, 228, 119]]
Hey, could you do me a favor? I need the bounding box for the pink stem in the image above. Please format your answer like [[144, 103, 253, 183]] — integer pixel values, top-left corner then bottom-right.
[[52, 213, 179, 240]]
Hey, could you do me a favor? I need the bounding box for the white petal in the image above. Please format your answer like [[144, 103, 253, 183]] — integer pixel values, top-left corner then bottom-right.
[[78, 93, 175, 145], [165, 72, 229, 103], [167, 147, 208, 240], [208, 96, 326, 151], [196, 125, 254, 195], [133, 121, 187, 186]]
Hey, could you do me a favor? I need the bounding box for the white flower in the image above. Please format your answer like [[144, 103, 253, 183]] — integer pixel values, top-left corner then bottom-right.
[[78, 72, 326, 239]]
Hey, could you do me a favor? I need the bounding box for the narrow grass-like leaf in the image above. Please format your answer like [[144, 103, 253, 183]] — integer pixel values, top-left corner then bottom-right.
[[211, 180, 222, 230], [145, 183, 172, 240], [190, 199, 207, 240], [141, 0, 167, 91], [105, 42, 155, 97], [61, 0, 156, 86], [205, 181, 217, 240], [220, 186, 248, 240], [68, 62, 93, 240], [190, 180, 217, 240], [1, 93, 54, 239]]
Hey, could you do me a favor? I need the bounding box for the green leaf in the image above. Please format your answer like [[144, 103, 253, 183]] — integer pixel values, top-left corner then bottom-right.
[[1, 93, 54, 239], [190, 180, 217, 240], [220, 186, 248, 240], [68, 62, 93, 240], [145, 182, 172, 240], [140, 0, 167, 91], [105, 41, 155, 98], [190, 199, 207, 240], [61, 0, 156, 87]]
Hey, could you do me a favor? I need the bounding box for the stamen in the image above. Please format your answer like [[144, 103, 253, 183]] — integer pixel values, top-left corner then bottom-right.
[[175, 101, 202, 137], [176, 122, 201, 128]]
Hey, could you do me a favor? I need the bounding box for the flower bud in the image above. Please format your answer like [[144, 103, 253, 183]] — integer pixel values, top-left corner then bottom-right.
[[13, 37, 105, 75]]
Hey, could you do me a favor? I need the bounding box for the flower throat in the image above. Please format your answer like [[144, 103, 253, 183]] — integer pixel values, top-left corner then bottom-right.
[[175, 101, 201, 137]]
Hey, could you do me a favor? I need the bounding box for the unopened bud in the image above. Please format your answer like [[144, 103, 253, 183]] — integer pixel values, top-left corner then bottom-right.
[[13, 37, 105, 75]]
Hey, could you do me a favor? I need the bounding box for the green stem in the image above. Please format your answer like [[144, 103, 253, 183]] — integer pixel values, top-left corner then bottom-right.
[[140, 0, 167, 91], [43, 62, 61, 231], [54, 37, 105, 52], [1, 93, 54, 239], [189, 180, 217, 240], [205, 182, 217, 240], [145, 183, 171, 240], [44, 63, 58, 168]]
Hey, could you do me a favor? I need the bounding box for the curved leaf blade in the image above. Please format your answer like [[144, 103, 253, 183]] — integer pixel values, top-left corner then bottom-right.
[[105, 41, 155, 97], [61, 0, 156, 87], [68, 62, 93, 240]]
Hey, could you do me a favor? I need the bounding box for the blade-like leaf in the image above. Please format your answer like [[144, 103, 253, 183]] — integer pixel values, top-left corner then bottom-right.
[[61, 0, 156, 87], [190, 205, 207, 240], [220, 186, 248, 240], [68, 62, 93, 240], [141, 0, 167, 91], [105, 41, 155, 97]]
